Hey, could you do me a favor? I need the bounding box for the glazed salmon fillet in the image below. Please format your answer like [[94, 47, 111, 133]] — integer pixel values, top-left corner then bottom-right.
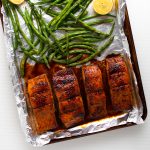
[[28, 74, 58, 133], [106, 56, 132, 111], [33, 104, 58, 134], [53, 68, 85, 128], [28, 74, 53, 109], [82, 65, 107, 119], [59, 96, 84, 114], [60, 110, 84, 128]]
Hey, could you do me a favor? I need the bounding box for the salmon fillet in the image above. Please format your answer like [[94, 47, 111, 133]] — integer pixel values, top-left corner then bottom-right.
[[82, 65, 107, 119], [53, 75, 80, 101], [33, 104, 58, 134], [106, 56, 132, 111], [53, 68, 85, 128], [59, 96, 84, 114], [28, 74, 53, 109], [110, 85, 132, 111], [60, 110, 84, 128]]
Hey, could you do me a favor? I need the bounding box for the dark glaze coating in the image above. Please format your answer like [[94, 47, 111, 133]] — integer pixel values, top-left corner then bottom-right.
[[82, 65, 107, 119], [28, 74, 58, 133], [25, 55, 134, 132], [28, 74, 53, 109], [33, 104, 58, 134], [53, 68, 85, 128], [106, 56, 132, 111]]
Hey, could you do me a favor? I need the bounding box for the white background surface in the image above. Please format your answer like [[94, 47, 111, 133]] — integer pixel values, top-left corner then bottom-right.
[[0, 0, 149, 149]]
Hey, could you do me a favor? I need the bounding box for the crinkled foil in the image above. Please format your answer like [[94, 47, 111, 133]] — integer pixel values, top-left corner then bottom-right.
[[1, 0, 144, 147]]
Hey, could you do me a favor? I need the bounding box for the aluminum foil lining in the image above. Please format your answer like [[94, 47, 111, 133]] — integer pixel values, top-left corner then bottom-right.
[[1, 0, 144, 147]]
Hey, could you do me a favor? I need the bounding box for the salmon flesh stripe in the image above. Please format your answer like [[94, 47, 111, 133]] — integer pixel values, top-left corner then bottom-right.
[[106, 56, 132, 111], [82, 65, 107, 119], [53, 68, 85, 128]]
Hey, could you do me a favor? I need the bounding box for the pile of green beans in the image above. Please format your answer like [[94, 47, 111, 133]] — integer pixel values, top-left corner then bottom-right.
[[2, 0, 116, 77]]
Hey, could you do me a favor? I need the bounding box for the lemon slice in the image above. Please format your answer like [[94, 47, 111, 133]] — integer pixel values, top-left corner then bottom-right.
[[9, 0, 24, 5], [93, 0, 113, 15]]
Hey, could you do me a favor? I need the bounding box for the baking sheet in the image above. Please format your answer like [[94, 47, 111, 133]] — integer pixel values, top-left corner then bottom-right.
[[0, 0, 147, 147]]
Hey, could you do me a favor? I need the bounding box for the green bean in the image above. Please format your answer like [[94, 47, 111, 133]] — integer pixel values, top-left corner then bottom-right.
[[78, 37, 106, 43], [20, 55, 27, 77], [17, 7, 41, 51], [42, 55, 50, 68], [38, 13, 49, 38], [28, 4, 63, 53], [53, 1, 67, 7], [50, 0, 63, 6], [54, 0, 82, 29], [43, 21, 63, 52], [12, 7, 35, 49], [48, 52, 56, 62], [56, 49, 92, 60], [65, 13, 109, 36], [76, 0, 92, 21], [46, 8, 60, 17], [62, 42, 95, 49], [40, 46, 49, 56], [48, 3, 113, 37], [16, 7, 34, 43], [26, 39, 40, 51], [35, 11, 45, 53], [81, 14, 116, 21], [44, 10, 57, 17], [51, 31, 94, 49], [87, 19, 114, 26], [68, 45, 97, 52], [49, 0, 74, 27], [40, 44, 53, 57], [25, 9, 49, 43], [50, 31, 91, 48], [35, 0, 51, 5], [6, 0, 116, 68], [80, 10, 88, 19], [56, 54, 63, 60], [78, 19, 109, 35], [39, 42, 45, 52], [108, 22, 115, 35], [69, 49, 92, 55], [71, 2, 87, 15], [73, 21, 115, 38], [62, 21, 78, 26], [61, 9, 114, 36], [11, 36, 16, 50], [41, 0, 62, 13], [59, 31, 90, 41], [53, 54, 83, 64], [68, 54, 83, 64], [21, 47, 39, 62], [6, 3, 20, 49], [52, 59, 66, 64], [43, 1, 68, 15], [59, 34, 107, 46], [81, 14, 100, 21], [58, 27, 84, 31], [66, 34, 69, 64], [69, 36, 114, 66], [71, 34, 106, 40]]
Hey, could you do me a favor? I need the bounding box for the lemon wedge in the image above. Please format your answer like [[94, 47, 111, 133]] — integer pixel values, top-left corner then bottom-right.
[[93, 0, 113, 15], [9, 0, 24, 5], [112, 0, 118, 11]]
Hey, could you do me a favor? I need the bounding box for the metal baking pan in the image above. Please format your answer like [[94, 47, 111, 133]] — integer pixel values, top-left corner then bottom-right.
[[0, 1, 147, 144]]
